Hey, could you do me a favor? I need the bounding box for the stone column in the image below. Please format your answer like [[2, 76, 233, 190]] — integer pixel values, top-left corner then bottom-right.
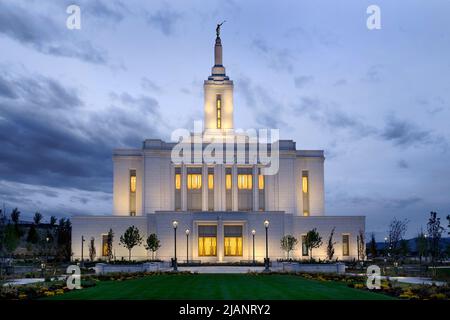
[[181, 164, 187, 211], [252, 165, 259, 212], [232, 164, 238, 211]]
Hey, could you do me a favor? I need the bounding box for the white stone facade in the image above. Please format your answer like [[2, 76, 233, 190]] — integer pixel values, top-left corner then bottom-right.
[[71, 32, 365, 263]]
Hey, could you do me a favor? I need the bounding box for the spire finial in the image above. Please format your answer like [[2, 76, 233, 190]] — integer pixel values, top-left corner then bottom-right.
[[216, 20, 226, 38]]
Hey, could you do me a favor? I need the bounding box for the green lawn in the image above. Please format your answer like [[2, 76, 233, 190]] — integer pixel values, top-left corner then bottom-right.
[[47, 274, 395, 300]]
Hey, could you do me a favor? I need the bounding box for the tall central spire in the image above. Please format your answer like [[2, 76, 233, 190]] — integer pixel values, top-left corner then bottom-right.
[[209, 21, 228, 81], [204, 22, 234, 131]]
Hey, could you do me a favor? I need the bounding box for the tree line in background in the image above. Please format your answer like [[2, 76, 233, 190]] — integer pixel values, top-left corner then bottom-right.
[[0, 208, 71, 262], [368, 211, 450, 270]]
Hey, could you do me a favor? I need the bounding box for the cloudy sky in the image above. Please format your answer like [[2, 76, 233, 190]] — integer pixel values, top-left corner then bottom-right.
[[0, 0, 449, 239]]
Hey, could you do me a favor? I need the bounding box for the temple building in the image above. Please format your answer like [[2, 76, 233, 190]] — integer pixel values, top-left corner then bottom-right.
[[71, 28, 365, 263]]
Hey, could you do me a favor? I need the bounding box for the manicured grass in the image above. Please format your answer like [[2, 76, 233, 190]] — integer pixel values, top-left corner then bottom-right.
[[47, 274, 395, 300]]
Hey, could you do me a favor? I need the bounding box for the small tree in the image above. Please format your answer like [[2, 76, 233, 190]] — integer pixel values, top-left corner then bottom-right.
[[369, 233, 377, 258], [119, 226, 142, 261], [26, 224, 39, 244], [416, 231, 427, 265], [357, 230, 366, 261], [399, 239, 409, 260], [33, 212, 43, 225], [89, 237, 96, 261], [326, 227, 336, 261], [387, 217, 408, 261], [106, 229, 114, 262], [10, 208, 22, 237], [4, 224, 19, 257], [49, 216, 57, 227], [145, 233, 161, 260], [280, 235, 298, 260], [305, 228, 322, 261], [427, 211, 444, 275]]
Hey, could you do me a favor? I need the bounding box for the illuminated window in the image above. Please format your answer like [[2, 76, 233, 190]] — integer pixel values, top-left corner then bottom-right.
[[129, 169, 136, 216], [175, 174, 181, 190], [198, 225, 217, 256], [187, 174, 202, 190], [208, 174, 214, 190], [302, 176, 308, 193], [216, 95, 222, 129], [342, 234, 350, 256], [224, 226, 243, 256], [258, 175, 264, 190], [237, 174, 252, 190], [302, 171, 309, 216], [226, 174, 232, 190], [102, 234, 108, 257]]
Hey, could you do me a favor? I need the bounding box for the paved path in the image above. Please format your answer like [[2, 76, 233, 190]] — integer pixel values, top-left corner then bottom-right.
[[178, 266, 265, 273]]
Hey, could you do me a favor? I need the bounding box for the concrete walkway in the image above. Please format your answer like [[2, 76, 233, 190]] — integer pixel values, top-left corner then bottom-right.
[[178, 266, 265, 273]]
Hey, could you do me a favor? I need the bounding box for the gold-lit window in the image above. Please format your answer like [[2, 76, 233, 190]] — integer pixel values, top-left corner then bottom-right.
[[237, 174, 252, 190], [130, 175, 136, 193], [226, 174, 232, 190], [303, 211, 309, 217], [302, 176, 308, 193], [343, 234, 350, 256], [224, 237, 243, 256], [187, 174, 202, 189], [216, 95, 221, 129], [175, 174, 181, 190], [208, 174, 214, 190], [258, 175, 264, 190], [198, 237, 217, 256]]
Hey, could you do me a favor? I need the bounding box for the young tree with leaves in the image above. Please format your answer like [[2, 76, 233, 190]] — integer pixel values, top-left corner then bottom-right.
[[416, 231, 427, 265], [119, 226, 143, 261], [357, 230, 366, 261], [49, 216, 57, 227], [26, 224, 39, 244], [280, 235, 298, 260], [326, 227, 336, 261], [56, 218, 72, 261], [10, 208, 22, 237], [369, 233, 377, 258], [387, 217, 408, 261], [4, 224, 19, 258], [33, 212, 43, 225], [89, 237, 96, 261], [106, 229, 114, 262], [145, 233, 161, 260], [427, 211, 444, 275], [305, 228, 322, 261]]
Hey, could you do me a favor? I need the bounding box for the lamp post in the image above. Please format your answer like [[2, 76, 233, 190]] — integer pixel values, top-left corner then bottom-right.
[[81, 235, 85, 267], [185, 229, 190, 265], [264, 220, 270, 272], [172, 221, 178, 271], [251, 229, 256, 265]]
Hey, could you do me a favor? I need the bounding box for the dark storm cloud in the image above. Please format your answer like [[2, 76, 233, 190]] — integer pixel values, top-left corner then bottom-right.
[[294, 76, 313, 89], [251, 39, 294, 74], [0, 70, 163, 193], [237, 77, 287, 129], [294, 96, 376, 138], [145, 5, 181, 36], [0, 2, 107, 64], [380, 115, 431, 147]]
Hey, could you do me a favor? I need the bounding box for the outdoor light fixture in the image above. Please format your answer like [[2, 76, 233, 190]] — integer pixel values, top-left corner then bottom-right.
[[264, 220, 270, 272], [172, 221, 178, 271], [185, 229, 190, 265], [251, 229, 256, 265]]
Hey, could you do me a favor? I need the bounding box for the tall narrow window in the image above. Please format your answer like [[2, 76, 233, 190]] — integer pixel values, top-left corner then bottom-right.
[[208, 168, 214, 211], [226, 173, 232, 190], [174, 167, 181, 211], [225, 167, 232, 211], [216, 95, 222, 129], [302, 171, 309, 216], [129, 169, 136, 216], [258, 170, 265, 211], [342, 234, 350, 256], [301, 235, 308, 256]]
